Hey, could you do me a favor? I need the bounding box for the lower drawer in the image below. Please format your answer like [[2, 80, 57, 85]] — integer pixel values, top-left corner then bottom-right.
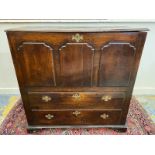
[[29, 109, 122, 125]]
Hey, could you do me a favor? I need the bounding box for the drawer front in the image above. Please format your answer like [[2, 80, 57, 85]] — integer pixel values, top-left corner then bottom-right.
[[28, 91, 126, 109], [29, 109, 122, 125]]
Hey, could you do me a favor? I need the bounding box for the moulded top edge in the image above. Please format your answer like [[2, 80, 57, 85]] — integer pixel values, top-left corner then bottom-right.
[[5, 26, 149, 32]]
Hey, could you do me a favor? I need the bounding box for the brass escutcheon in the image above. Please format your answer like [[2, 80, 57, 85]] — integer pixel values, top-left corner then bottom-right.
[[45, 114, 54, 120], [72, 93, 81, 100], [100, 113, 109, 119], [72, 111, 81, 117], [42, 95, 52, 102], [72, 33, 83, 42], [101, 95, 112, 102]]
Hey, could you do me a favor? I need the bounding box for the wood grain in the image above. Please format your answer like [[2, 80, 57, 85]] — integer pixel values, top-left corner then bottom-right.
[[6, 29, 147, 130]]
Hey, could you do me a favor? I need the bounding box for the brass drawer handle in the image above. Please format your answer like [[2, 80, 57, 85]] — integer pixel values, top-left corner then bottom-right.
[[72, 33, 83, 42], [72, 111, 81, 117], [100, 113, 109, 119], [101, 96, 111, 102], [45, 114, 54, 120], [42, 95, 51, 102], [72, 93, 81, 100]]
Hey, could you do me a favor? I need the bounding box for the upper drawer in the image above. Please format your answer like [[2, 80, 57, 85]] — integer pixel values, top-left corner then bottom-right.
[[7, 32, 140, 88], [28, 91, 126, 109]]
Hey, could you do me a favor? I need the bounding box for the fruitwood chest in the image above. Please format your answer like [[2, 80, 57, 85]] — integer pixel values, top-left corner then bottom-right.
[[6, 26, 148, 131]]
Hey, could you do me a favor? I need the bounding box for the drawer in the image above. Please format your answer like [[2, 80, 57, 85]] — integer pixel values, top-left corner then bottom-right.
[[29, 109, 122, 125], [28, 91, 126, 109]]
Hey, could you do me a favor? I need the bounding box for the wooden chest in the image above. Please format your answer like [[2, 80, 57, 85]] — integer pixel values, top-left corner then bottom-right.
[[6, 26, 148, 132]]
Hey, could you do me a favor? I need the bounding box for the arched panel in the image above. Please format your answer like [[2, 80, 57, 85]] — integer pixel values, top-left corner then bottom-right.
[[17, 42, 56, 87], [57, 43, 95, 86], [98, 42, 136, 87]]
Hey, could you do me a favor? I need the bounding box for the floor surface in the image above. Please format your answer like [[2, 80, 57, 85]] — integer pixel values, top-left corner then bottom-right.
[[0, 95, 19, 125]]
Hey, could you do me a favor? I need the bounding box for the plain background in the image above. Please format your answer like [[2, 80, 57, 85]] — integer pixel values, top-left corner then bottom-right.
[[0, 0, 155, 155]]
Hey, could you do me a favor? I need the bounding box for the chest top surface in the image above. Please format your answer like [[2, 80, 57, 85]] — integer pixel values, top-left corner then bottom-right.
[[6, 25, 149, 32]]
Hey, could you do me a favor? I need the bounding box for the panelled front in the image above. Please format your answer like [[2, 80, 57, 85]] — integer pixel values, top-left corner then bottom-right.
[[57, 43, 95, 86], [98, 42, 136, 87], [7, 30, 147, 127], [17, 42, 56, 87], [7, 32, 139, 88]]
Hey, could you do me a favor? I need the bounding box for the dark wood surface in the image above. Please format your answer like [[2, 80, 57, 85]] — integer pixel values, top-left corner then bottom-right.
[[6, 28, 147, 131], [28, 91, 126, 109], [29, 109, 122, 125], [7, 32, 140, 87]]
